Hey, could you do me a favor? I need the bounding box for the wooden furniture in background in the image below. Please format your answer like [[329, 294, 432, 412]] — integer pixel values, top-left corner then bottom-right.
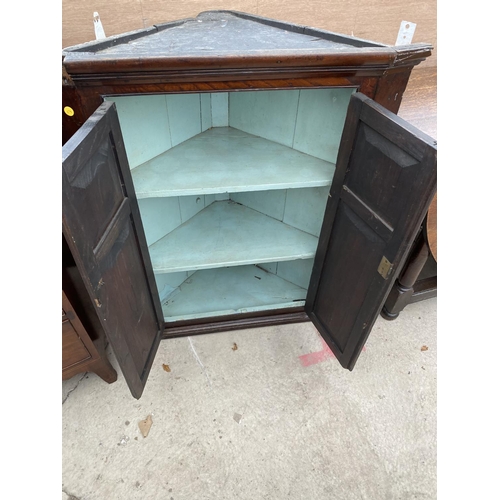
[[62, 291, 117, 383], [427, 193, 437, 261], [63, 236, 117, 383], [398, 66, 437, 138]]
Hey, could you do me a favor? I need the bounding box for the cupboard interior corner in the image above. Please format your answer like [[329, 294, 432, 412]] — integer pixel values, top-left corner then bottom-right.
[[104, 87, 356, 323]]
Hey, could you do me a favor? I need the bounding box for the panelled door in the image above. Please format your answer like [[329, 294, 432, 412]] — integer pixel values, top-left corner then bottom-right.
[[62, 101, 164, 399], [306, 92, 437, 369]]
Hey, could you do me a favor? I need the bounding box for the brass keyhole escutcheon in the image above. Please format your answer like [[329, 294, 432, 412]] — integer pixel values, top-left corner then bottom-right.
[[64, 106, 75, 116]]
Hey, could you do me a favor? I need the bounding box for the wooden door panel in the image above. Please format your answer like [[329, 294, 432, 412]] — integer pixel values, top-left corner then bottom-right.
[[62, 102, 163, 398], [312, 203, 386, 353], [306, 92, 436, 370], [346, 124, 420, 223], [96, 218, 160, 372], [65, 133, 124, 250]]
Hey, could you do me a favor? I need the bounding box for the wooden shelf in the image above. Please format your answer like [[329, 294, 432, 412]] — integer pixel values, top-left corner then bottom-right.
[[150, 201, 318, 273], [162, 265, 306, 322], [131, 127, 335, 198]]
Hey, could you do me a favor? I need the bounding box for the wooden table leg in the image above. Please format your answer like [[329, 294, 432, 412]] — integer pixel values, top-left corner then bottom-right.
[[381, 231, 430, 320], [88, 355, 118, 384]]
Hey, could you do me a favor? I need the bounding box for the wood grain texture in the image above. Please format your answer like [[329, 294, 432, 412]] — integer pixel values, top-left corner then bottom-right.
[[62, 318, 91, 369], [62, 290, 117, 383], [426, 193, 437, 262], [350, 0, 436, 65], [62, 0, 144, 48], [397, 66, 437, 139], [62, 2, 436, 67]]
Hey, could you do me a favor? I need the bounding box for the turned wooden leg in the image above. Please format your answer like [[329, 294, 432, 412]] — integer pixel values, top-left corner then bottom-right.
[[381, 232, 430, 320]]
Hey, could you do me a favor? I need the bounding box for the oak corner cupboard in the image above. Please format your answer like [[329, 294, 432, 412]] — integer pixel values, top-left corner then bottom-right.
[[62, 10, 437, 399]]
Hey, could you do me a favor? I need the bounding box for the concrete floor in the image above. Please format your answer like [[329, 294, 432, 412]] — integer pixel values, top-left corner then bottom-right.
[[62, 298, 437, 500]]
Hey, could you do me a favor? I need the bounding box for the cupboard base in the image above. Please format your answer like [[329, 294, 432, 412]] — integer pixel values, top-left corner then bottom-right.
[[163, 309, 309, 339]]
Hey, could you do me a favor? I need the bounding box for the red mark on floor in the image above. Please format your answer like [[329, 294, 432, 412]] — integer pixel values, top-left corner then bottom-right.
[[299, 336, 366, 367], [299, 337, 334, 367]]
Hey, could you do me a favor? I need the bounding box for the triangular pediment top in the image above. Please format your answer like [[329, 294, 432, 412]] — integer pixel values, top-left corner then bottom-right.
[[62, 11, 432, 78], [64, 10, 385, 56]]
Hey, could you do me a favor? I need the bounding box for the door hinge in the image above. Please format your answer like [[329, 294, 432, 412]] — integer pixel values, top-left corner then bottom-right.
[[377, 256, 393, 280]]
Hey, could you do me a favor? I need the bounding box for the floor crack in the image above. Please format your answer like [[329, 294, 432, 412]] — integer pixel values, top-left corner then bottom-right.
[[62, 487, 82, 500], [187, 337, 212, 388], [62, 373, 86, 405]]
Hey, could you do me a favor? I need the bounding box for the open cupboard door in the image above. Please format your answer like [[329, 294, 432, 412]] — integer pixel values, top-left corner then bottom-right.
[[306, 93, 437, 370], [62, 102, 164, 399]]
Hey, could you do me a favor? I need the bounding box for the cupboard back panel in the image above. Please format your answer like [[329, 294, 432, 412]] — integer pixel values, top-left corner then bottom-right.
[[273, 258, 315, 290], [107, 88, 354, 169], [106, 93, 228, 168], [137, 194, 216, 247], [230, 187, 329, 237], [229, 88, 355, 162], [256, 258, 315, 290]]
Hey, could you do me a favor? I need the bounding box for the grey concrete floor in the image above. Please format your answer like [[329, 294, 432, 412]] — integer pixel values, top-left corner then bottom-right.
[[62, 298, 436, 500]]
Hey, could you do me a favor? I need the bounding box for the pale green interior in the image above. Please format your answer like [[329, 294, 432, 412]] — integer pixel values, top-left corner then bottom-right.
[[105, 88, 354, 322]]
